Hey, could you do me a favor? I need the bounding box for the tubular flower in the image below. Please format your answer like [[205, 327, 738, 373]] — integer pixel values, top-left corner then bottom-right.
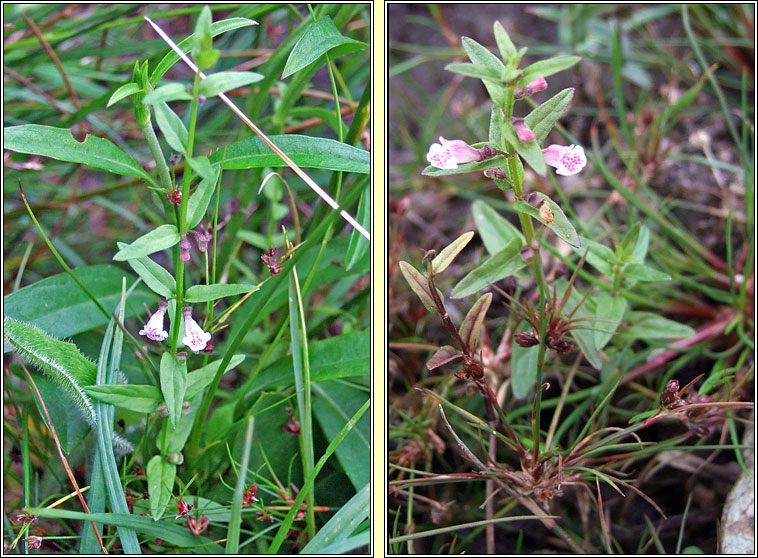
[[514, 77, 548, 99], [542, 144, 587, 176], [182, 306, 211, 352], [139, 301, 169, 342], [512, 118, 535, 142], [426, 137, 482, 169]]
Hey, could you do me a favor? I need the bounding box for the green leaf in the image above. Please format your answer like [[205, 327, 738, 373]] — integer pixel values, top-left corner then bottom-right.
[[153, 101, 188, 154], [301, 483, 369, 553], [282, 16, 367, 79], [195, 48, 220, 71], [146, 455, 176, 521], [186, 169, 220, 230], [186, 155, 215, 182], [524, 88, 574, 143], [573, 237, 616, 276], [85, 384, 162, 414], [502, 121, 547, 175], [198, 71, 264, 97], [461, 36, 505, 74], [3, 125, 155, 186], [160, 352, 187, 427], [471, 199, 525, 255], [208, 135, 369, 174], [493, 21, 516, 63], [399, 261, 438, 312], [459, 292, 492, 350], [621, 311, 696, 341], [313, 380, 369, 490], [192, 6, 217, 70], [511, 321, 538, 398], [106, 82, 141, 107], [623, 263, 671, 282], [512, 198, 580, 248], [594, 292, 627, 350], [556, 280, 603, 370], [119, 245, 176, 298], [150, 18, 258, 86], [520, 55, 581, 84], [142, 83, 192, 105], [345, 183, 370, 272], [432, 231, 474, 274], [3, 265, 154, 344], [28, 507, 220, 551], [244, 330, 369, 396], [33, 373, 91, 453], [444, 62, 501, 81], [184, 283, 259, 303], [186, 354, 245, 399], [113, 224, 180, 261], [421, 154, 510, 177], [451, 238, 524, 299], [4, 317, 96, 422]]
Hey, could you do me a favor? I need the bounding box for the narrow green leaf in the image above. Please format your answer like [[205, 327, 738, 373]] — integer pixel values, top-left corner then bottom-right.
[[524, 88, 574, 143], [185, 155, 215, 182], [198, 71, 263, 97], [594, 292, 627, 350], [153, 102, 188, 154], [432, 231, 474, 274], [471, 199, 525, 255], [621, 312, 696, 341], [85, 384, 162, 414], [208, 135, 369, 174], [493, 21, 516, 63], [422, 154, 510, 177], [345, 184, 370, 272], [142, 83, 192, 105], [451, 238, 524, 299], [120, 247, 176, 298], [185, 354, 245, 399], [573, 237, 616, 276], [160, 352, 187, 427], [520, 55, 581, 84], [444, 62, 501, 81], [107, 82, 141, 107], [623, 263, 671, 282], [186, 171, 220, 230], [556, 280, 602, 370], [282, 16, 367, 78], [461, 36, 505, 74], [146, 455, 176, 521], [4, 317, 96, 422], [29, 508, 219, 550], [502, 121, 547, 175], [511, 321, 538, 398], [150, 19, 258, 86], [3, 125, 155, 185], [512, 198, 580, 248], [300, 483, 369, 553], [226, 416, 255, 553], [459, 292, 492, 350], [184, 283, 258, 303], [113, 224, 180, 261]]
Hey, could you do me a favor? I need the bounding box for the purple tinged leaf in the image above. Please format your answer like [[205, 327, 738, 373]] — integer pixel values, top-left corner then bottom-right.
[[426, 345, 462, 371], [459, 292, 492, 351], [432, 231, 475, 274], [398, 261, 438, 313]]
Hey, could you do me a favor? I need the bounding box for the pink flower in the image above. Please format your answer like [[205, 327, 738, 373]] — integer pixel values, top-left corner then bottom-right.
[[139, 301, 169, 342], [514, 77, 548, 99], [24, 536, 42, 550], [182, 306, 211, 352], [512, 119, 535, 142], [426, 137, 482, 169], [180, 237, 191, 262], [542, 144, 587, 176]]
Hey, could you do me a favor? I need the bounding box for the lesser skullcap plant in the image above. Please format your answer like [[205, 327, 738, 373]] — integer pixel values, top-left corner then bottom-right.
[[391, 18, 752, 554], [4, 5, 369, 554]]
